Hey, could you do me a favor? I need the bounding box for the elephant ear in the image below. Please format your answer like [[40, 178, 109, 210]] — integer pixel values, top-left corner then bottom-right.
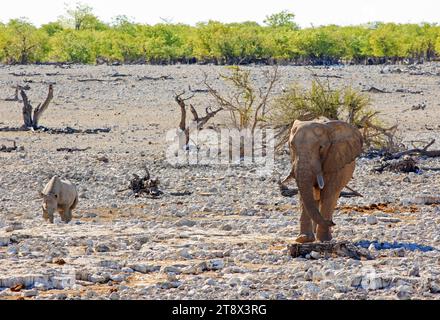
[[322, 121, 363, 173], [287, 120, 302, 157]]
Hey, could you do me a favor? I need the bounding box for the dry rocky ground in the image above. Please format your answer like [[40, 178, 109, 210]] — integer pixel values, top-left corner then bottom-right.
[[0, 63, 440, 300]]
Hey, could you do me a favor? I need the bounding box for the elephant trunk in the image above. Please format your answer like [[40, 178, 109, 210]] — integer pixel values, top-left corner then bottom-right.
[[296, 167, 335, 228]]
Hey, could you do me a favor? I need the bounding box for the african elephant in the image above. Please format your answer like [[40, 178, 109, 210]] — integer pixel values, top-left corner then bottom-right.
[[281, 119, 363, 243]]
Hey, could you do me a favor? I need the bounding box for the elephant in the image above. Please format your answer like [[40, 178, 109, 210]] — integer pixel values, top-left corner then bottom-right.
[[281, 119, 363, 243]]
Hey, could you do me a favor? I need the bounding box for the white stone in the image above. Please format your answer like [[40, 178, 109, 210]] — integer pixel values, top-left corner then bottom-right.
[[303, 283, 321, 294], [366, 216, 378, 225], [304, 269, 313, 281], [22, 289, 38, 297], [178, 249, 192, 259], [109, 292, 120, 300], [175, 219, 196, 227], [110, 274, 125, 282], [207, 259, 224, 271], [397, 285, 413, 300], [228, 277, 241, 286], [0, 236, 10, 247]]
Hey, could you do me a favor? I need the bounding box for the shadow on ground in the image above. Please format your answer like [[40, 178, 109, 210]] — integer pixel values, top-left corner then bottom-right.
[[356, 240, 436, 252]]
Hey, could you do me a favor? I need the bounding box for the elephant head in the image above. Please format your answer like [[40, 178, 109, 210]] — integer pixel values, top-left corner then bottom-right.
[[283, 120, 363, 227]]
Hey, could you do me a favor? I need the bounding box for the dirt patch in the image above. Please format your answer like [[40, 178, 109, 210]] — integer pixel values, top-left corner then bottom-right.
[[338, 203, 420, 215]]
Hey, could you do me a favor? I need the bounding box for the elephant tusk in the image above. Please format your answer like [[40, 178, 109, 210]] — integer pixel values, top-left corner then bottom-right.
[[317, 174, 325, 190]]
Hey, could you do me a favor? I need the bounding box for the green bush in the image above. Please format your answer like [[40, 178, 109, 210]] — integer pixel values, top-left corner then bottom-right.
[[49, 30, 97, 63], [0, 8, 440, 64], [0, 19, 49, 63]]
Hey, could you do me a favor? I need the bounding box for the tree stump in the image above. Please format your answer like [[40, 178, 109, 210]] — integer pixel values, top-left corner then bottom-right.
[[129, 167, 163, 198], [287, 241, 373, 260]]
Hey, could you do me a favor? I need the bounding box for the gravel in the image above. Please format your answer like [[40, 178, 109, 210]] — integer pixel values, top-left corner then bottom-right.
[[0, 64, 440, 300]]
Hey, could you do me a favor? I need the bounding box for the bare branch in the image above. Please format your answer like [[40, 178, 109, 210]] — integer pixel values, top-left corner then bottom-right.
[[33, 84, 54, 129], [388, 139, 440, 159], [20, 89, 33, 128]]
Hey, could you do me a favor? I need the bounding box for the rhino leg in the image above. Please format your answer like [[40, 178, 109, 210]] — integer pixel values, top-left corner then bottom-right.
[[59, 205, 72, 223], [70, 195, 78, 211], [63, 209, 73, 223], [43, 211, 54, 224]]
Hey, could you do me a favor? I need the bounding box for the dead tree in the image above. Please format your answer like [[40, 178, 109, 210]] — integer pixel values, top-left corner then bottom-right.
[[203, 66, 279, 134], [20, 84, 54, 130], [174, 91, 222, 147]]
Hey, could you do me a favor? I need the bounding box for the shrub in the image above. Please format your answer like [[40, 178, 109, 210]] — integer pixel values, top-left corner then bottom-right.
[[0, 19, 49, 64], [49, 30, 97, 63], [270, 78, 400, 151]]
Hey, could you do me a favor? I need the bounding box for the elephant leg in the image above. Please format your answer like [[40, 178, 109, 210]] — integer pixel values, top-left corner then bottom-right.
[[316, 193, 339, 242], [312, 187, 320, 235], [317, 163, 355, 242], [296, 197, 318, 243]]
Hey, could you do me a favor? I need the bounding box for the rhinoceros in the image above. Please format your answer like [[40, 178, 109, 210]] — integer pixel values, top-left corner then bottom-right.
[[40, 176, 78, 223]]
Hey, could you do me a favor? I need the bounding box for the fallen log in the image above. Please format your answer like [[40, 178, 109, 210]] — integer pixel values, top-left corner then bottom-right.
[[108, 72, 130, 78], [0, 126, 111, 134], [362, 86, 391, 94], [9, 72, 41, 77], [411, 102, 427, 111], [279, 184, 363, 198], [287, 241, 373, 260], [312, 73, 343, 79], [76, 78, 124, 83], [341, 186, 364, 198], [0, 140, 18, 153], [137, 75, 173, 81], [420, 167, 440, 172], [56, 147, 91, 153], [373, 156, 420, 173], [188, 85, 209, 93], [395, 88, 423, 94], [386, 139, 440, 159], [42, 127, 111, 134]]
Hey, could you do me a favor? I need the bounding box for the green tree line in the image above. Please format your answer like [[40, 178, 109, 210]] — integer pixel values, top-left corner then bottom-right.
[[0, 6, 439, 65]]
